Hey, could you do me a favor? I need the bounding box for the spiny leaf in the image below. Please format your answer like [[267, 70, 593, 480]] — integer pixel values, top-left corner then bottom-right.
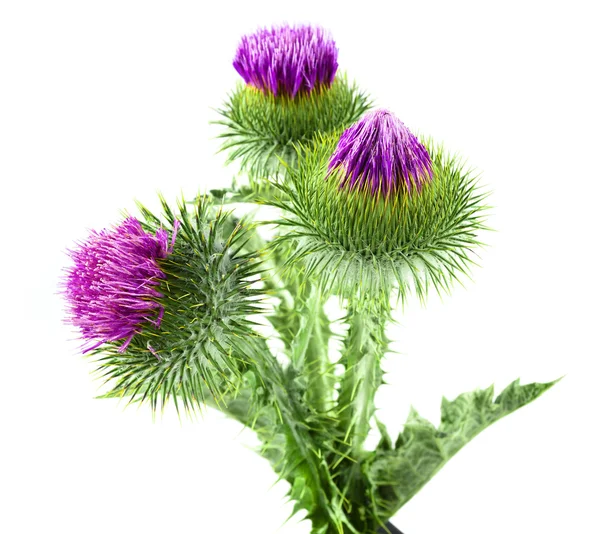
[[365, 378, 559, 519]]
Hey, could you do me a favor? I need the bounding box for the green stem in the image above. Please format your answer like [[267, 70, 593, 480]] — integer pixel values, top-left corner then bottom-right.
[[292, 284, 333, 413], [262, 255, 294, 310], [251, 338, 344, 532], [238, 224, 294, 310], [337, 301, 389, 457]]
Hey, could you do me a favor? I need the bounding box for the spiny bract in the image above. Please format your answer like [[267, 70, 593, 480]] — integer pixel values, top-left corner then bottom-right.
[[216, 76, 371, 181]]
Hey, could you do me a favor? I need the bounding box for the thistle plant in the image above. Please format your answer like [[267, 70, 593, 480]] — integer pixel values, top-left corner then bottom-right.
[[62, 25, 558, 534], [216, 24, 371, 183]]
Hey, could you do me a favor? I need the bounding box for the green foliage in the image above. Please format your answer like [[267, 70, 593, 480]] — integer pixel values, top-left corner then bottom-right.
[[269, 135, 490, 305], [93, 196, 265, 414], [205, 338, 356, 534], [365, 379, 558, 520], [215, 75, 371, 181]]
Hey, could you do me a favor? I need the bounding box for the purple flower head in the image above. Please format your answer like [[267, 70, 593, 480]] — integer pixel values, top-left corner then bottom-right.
[[62, 217, 179, 354], [233, 24, 338, 97], [327, 109, 434, 196]]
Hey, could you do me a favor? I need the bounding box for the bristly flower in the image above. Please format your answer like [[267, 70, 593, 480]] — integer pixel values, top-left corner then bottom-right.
[[328, 109, 433, 196], [63, 217, 178, 353], [233, 24, 338, 97], [83, 197, 267, 414], [217, 25, 369, 182], [269, 132, 489, 304]]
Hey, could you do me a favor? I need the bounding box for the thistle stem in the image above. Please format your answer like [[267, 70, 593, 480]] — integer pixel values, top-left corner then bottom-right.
[[251, 338, 341, 529], [292, 284, 332, 412], [240, 225, 294, 310], [262, 256, 294, 310], [337, 301, 389, 457]]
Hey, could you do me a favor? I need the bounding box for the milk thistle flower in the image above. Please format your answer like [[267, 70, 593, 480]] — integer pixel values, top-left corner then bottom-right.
[[63, 197, 266, 412], [328, 109, 433, 195], [233, 25, 338, 97], [216, 23, 370, 182], [271, 109, 489, 302], [63, 217, 177, 353]]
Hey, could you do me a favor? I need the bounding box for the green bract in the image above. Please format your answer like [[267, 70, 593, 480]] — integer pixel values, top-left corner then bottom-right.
[[270, 135, 490, 304], [215, 76, 371, 181], [95, 196, 265, 414]]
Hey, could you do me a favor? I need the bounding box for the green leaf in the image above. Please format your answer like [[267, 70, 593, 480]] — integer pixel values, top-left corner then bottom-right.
[[290, 476, 316, 516], [365, 378, 559, 519]]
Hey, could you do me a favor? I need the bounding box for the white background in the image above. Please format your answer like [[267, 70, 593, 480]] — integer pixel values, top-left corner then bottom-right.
[[1, 1, 598, 533]]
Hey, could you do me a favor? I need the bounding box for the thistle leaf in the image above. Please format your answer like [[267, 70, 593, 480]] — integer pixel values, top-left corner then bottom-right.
[[365, 379, 559, 519], [290, 476, 316, 516]]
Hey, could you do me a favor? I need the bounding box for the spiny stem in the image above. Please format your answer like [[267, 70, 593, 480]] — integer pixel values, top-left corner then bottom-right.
[[238, 225, 294, 309], [337, 300, 389, 457], [262, 255, 294, 309], [250, 338, 345, 532], [291, 283, 333, 412]]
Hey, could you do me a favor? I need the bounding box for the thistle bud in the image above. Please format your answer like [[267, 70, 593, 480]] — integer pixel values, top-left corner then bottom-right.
[[274, 110, 489, 303], [217, 24, 370, 181]]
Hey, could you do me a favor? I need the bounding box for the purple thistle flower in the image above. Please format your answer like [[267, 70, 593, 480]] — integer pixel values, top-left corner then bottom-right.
[[233, 24, 338, 98], [62, 217, 178, 354], [328, 109, 434, 196]]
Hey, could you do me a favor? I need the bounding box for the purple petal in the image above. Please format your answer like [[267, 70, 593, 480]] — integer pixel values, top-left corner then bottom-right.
[[233, 24, 338, 97], [62, 217, 178, 353], [327, 109, 434, 196]]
